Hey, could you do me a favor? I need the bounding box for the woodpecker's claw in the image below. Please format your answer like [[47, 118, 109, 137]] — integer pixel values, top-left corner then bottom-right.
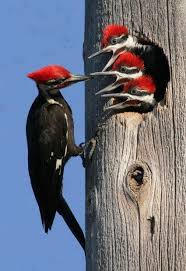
[[79, 142, 86, 167], [86, 138, 97, 161], [79, 138, 97, 167]]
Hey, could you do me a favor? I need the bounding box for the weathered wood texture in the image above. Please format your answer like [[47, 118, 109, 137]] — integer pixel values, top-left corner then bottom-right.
[[84, 0, 186, 270]]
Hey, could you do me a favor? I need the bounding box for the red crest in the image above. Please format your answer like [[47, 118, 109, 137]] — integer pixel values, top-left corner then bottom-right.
[[27, 65, 71, 83], [125, 76, 156, 93], [101, 24, 128, 48], [112, 52, 144, 70]]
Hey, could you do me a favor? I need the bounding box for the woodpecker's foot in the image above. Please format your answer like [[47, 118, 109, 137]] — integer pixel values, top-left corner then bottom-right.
[[79, 137, 97, 167], [79, 143, 86, 167], [86, 137, 97, 161]]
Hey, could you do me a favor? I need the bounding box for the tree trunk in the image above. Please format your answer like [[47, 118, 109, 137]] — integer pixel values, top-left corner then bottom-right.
[[84, 1, 186, 270]]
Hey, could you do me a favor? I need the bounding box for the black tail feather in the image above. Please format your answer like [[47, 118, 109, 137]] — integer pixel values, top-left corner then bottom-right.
[[57, 196, 85, 252]]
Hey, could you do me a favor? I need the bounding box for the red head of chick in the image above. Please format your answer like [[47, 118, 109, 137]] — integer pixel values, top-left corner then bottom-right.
[[101, 24, 129, 48], [91, 51, 145, 95], [89, 24, 139, 71], [102, 75, 156, 111]]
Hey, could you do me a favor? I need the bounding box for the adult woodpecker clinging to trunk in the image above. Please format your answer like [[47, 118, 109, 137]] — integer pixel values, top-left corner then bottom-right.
[[26, 65, 89, 251]]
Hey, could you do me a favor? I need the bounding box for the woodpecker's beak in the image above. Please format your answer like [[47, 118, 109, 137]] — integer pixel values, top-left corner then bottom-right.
[[88, 42, 126, 59], [88, 44, 127, 71], [89, 35, 136, 71], [90, 71, 132, 95], [66, 74, 90, 84], [88, 46, 111, 59], [103, 95, 142, 111], [102, 92, 155, 103], [42, 74, 90, 91], [102, 92, 155, 110], [104, 99, 132, 111], [102, 54, 121, 71], [102, 93, 134, 99]]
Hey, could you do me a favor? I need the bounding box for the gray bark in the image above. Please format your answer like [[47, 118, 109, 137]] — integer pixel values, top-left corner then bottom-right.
[[84, 0, 186, 270]]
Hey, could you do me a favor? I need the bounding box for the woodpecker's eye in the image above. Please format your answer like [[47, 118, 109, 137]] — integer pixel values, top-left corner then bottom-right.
[[45, 78, 66, 86], [46, 79, 56, 84], [130, 88, 138, 95], [120, 66, 127, 73], [121, 68, 140, 74], [56, 78, 66, 83], [130, 68, 139, 74], [110, 37, 118, 45]]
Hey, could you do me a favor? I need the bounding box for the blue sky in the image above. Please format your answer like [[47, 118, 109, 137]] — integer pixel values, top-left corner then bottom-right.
[[0, 1, 86, 270]]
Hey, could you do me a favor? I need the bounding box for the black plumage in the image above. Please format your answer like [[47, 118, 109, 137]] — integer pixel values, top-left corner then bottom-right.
[[130, 36, 170, 102], [26, 91, 85, 250]]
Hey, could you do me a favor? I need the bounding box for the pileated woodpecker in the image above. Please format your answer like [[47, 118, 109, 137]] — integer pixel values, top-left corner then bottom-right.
[[91, 52, 157, 111], [91, 51, 145, 95], [101, 75, 156, 111], [26, 65, 89, 251], [89, 24, 130, 71], [90, 24, 170, 103]]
